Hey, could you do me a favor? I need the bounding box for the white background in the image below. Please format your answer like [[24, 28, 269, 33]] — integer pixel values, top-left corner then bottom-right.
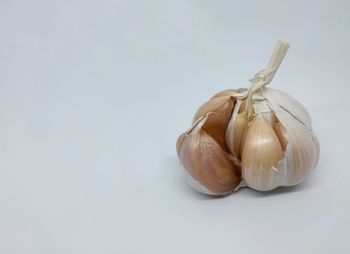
[[0, 0, 349, 253]]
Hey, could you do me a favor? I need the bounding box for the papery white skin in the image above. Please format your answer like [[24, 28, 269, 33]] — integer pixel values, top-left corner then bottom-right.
[[262, 88, 312, 129], [274, 110, 319, 186]]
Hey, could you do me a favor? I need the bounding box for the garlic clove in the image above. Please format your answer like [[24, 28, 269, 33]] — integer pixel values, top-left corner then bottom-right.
[[192, 96, 235, 151], [241, 115, 287, 191], [193, 95, 235, 124], [176, 117, 204, 156], [226, 100, 248, 159], [211, 89, 237, 99], [176, 133, 187, 156], [177, 117, 241, 195], [271, 106, 319, 186]]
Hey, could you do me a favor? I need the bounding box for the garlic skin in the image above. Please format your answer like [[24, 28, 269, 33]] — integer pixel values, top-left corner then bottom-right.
[[266, 97, 319, 185], [262, 88, 312, 129], [176, 41, 320, 195]]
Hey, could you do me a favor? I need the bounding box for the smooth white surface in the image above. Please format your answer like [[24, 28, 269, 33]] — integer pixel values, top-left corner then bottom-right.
[[0, 0, 349, 253]]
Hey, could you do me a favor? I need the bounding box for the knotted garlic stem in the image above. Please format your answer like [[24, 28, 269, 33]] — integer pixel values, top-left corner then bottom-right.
[[245, 41, 290, 120]]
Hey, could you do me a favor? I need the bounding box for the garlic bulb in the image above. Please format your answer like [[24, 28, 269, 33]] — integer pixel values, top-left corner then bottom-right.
[[176, 41, 320, 195]]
